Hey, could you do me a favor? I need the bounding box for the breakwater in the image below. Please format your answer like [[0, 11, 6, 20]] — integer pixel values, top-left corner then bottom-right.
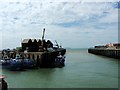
[[0, 48, 66, 68], [88, 48, 120, 59], [21, 48, 66, 68]]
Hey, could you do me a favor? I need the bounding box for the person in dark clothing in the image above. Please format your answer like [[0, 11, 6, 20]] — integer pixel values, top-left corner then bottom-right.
[[0, 75, 8, 90]]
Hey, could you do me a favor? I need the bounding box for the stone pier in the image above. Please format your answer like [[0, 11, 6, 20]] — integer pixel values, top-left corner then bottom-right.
[[88, 48, 120, 59]]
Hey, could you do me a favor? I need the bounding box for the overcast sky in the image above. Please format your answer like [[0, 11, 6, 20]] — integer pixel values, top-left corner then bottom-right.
[[0, 0, 119, 49]]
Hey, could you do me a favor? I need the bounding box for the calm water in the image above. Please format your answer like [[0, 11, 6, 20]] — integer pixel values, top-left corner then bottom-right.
[[1, 49, 119, 88]]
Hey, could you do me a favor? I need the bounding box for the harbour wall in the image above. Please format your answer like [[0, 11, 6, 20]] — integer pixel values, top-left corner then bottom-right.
[[20, 49, 66, 67], [0, 49, 66, 68], [88, 48, 120, 59]]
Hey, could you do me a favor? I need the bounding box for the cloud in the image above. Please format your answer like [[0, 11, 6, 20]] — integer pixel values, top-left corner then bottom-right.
[[0, 1, 118, 49], [0, 1, 119, 30], [0, 2, 118, 26], [0, 0, 119, 2]]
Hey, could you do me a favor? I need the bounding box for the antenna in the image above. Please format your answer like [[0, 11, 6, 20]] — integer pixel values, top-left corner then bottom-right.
[[42, 28, 45, 40], [55, 40, 59, 48]]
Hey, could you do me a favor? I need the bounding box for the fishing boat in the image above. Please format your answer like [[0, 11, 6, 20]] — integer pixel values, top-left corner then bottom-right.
[[0, 56, 11, 66], [0, 59, 10, 65], [8, 54, 35, 70], [8, 54, 23, 70], [54, 53, 65, 68], [23, 59, 36, 69], [0, 49, 12, 66]]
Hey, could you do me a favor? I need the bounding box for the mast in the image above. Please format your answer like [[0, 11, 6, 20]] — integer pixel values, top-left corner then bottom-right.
[[42, 28, 45, 40]]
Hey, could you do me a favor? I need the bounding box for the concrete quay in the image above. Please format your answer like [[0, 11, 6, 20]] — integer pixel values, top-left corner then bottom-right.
[[88, 48, 120, 59]]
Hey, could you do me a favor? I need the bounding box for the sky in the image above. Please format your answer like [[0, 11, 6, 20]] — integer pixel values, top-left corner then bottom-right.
[[0, 0, 119, 49]]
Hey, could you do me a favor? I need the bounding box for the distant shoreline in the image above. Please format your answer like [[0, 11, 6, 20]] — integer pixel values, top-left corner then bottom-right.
[[66, 48, 88, 50]]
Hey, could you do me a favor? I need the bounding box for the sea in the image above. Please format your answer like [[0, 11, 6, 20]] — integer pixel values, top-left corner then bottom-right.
[[0, 49, 119, 88]]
